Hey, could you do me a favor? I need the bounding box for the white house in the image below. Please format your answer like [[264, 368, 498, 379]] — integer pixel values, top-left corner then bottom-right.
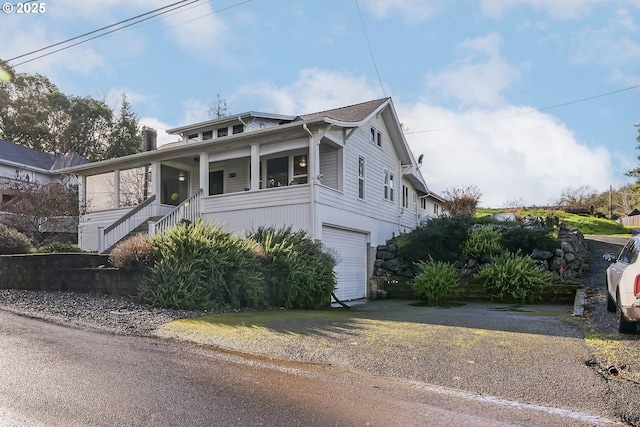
[[0, 139, 85, 204], [60, 98, 443, 301]]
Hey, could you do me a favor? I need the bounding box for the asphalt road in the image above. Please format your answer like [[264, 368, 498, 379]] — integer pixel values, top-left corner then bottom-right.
[[0, 310, 624, 426]]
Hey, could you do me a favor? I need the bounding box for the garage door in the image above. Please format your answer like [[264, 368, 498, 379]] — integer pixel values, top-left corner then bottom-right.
[[322, 226, 367, 301]]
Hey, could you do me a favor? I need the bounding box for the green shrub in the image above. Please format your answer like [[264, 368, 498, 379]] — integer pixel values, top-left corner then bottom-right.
[[411, 258, 460, 305], [0, 224, 32, 255], [474, 252, 555, 303], [461, 225, 503, 259], [109, 234, 154, 269], [35, 241, 84, 253], [396, 215, 472, 263], [248, 226, 336, 309], [138, 221, 264, 310], [500, 227, 559, 254]]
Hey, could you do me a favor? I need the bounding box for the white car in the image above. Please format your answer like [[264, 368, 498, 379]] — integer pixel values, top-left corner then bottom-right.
[[605, 236, 640, 334]]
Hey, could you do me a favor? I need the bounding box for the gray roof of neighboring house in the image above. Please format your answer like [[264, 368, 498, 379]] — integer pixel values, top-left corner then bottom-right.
[[0, 140, 88, 172]]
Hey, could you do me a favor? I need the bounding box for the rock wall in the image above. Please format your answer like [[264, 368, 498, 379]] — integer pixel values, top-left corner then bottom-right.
[[374, 222, 588, 284]]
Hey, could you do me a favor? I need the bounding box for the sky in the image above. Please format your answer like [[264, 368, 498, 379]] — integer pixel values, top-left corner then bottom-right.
[[2, 0, 640, 207]]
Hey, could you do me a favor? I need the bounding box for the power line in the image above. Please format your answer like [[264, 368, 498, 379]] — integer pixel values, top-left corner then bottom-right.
[[355, 0, 386, 98], [405, 84, 640, 135], [8, 0, 200, 67]]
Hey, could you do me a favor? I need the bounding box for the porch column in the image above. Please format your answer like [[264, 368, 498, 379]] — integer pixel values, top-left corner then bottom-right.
[[308, 132, 320, 184], [250, 143, 260, 191], [113, 169, 120, 208], [199, 152, 209, 196], [151, 161, 161, 202], [79, 175, 87, 214]]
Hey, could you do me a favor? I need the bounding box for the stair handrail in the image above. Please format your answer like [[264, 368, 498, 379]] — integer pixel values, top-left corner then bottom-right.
[[152, 189, 202, 236], [99, 195, 156, 253]]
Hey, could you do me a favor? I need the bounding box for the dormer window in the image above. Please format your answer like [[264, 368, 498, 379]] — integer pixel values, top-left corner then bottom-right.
[[217, 127, 228, 137]]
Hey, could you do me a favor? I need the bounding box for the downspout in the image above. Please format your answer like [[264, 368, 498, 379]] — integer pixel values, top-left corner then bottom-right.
[[237, 115, 248, 130], [303, 124, 316, 240]]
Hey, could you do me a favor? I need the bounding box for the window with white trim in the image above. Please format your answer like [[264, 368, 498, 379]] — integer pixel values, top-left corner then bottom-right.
[[217, 127, 228, 137], [370, 127, 382, 147], [384, 170, 394, 201], [358, 156, 365, 199], [402, 185, 409, 208]]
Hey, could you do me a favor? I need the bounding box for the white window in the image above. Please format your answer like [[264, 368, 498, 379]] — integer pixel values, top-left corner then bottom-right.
[[261, 153, 309, 188], [402, 185, 409, 208], [358, 156, 365, 199], [217, 127, 228, 137], [420, 197, 427, 209], [434, 204, 439, 215], [370, 127, 382, 147], [384, 170, 394, 201], [202, 130, 213, 140], [187, 133, 198, 142], [292, 155, 308, 184], [232, 124, 244, 134]]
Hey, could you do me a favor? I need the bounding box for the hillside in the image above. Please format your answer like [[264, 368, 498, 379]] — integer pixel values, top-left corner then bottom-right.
[[476, 208, 633, 236]]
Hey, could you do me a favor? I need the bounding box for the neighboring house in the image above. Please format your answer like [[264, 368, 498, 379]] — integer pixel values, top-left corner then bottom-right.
[[0, 139, 86, 204], [0, 140, 87, 239], [60, 98, 443, 301]]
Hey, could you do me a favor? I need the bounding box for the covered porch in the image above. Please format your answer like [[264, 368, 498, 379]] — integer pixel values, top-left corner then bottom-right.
[[72, 125, 343, 252]]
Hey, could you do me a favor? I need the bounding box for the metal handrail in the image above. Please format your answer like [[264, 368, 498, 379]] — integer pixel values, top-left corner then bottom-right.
[[151, 189, 202, 236], [99, 195, 156, 253]]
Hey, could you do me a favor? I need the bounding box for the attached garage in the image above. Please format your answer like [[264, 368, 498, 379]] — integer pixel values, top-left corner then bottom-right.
[[322, 226, 368, 301]]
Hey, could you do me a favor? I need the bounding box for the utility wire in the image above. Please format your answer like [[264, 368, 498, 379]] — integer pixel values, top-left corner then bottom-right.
[[355, 0, 386, 98], [7, 0, 195, 63], [405, 84, 640, 135], [9, 0, 201, 67]]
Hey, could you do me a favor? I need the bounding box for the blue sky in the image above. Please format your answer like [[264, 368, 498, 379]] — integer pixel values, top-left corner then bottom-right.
[[2, 0, 640, 207]]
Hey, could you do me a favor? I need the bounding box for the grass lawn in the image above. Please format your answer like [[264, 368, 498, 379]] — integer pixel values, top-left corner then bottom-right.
[[476, 208, 633, 236]]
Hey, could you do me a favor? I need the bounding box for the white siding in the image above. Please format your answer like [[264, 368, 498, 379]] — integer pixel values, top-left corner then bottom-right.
[[200, 185, 312, 234], [79, 207, 133, 252], [319, 145, 339, 190]]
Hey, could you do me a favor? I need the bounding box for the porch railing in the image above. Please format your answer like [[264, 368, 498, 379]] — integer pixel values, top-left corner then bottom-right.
[[98, 195, 156, 254], [150, 189, 202, 237]]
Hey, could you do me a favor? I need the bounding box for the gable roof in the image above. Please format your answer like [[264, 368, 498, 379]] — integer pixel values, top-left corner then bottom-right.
[[58, 97, 428, 193], [0, 140, 87, 173], [298, 98, 389, 123]]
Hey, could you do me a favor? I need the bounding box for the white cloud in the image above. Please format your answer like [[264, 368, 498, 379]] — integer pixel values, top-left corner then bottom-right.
[[571, 7, 640, 85], [424, 33, 520, 107], [161, 3, 229, 54], [177, 99, 211, 126], [236, 68, 618, 207], [480, 0, 607, 20], [399, 103, 617, 207], [237, 68, 382, 114], [364, 0, 439, 24]]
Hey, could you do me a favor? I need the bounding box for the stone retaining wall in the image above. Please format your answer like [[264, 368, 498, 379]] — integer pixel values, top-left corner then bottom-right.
[[372, 222, 588, 300], [0, 254, 142, 296]]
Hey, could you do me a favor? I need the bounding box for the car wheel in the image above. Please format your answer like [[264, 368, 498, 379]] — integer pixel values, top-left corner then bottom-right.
[[617, 292, 637, 334], [606, 291, 616, 312]]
